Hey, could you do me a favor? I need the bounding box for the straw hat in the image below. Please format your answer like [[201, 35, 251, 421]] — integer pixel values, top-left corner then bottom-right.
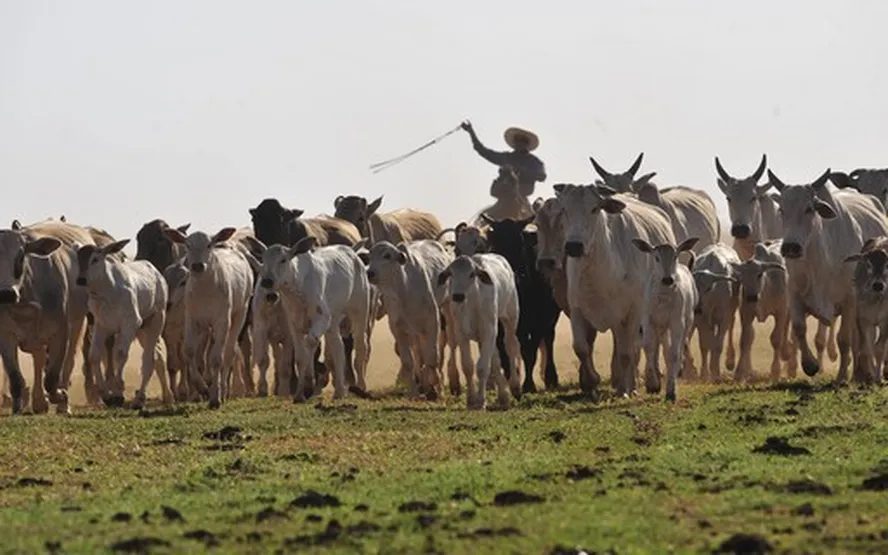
[[503, 127, 539, 151]]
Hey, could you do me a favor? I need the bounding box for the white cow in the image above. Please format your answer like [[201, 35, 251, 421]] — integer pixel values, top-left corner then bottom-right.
[[688, 243, 740, 382], [771, 169, 888, 382], [731, 241, 794, 381], [366, 240, 454, 398], [255, 238, 371, 401], [633, 237, 699, 401], [163, 227, 254, 408], [250, 285, 295, 397], [75, 240, 172, 408], [437, 254, 521, 409], [556, 184, 676, 395]]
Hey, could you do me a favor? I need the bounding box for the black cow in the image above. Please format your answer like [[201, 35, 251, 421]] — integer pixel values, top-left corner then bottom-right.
[[482, 214, 561, 392], [135, 219, 191, 272]]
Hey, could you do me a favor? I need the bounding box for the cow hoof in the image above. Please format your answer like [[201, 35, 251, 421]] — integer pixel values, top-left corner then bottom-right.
[[522, 381, 536, 395], [208, 399, 221, 410], [665, 392, 676, 403], [103, 394, 125, 408], [802, 359, 820, 377], [424, 388, 439, 402], [544, 378, 559, 390], [449, 385, 462, 397], [31, 397, 50, 415]]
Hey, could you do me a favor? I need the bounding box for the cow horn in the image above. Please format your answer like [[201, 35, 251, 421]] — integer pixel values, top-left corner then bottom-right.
[[812, 168, 831, 189], [715, 157, 732, 182], [767, 170, 786, 192], [480, 213, 496, 225], [435, 227, 457, 241], [589, 156, 611, 179], [455, 221, 467, 233], [751, 154, 767, 182], [627, 152, 644, 177], [334, 195, 344, 209]]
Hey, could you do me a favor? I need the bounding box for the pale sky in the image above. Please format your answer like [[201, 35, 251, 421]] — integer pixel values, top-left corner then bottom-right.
[[1, 1, 886, 241]]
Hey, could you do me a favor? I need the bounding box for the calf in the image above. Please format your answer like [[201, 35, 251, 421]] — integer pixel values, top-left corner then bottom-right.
[[76, 240, 172, 408], [163, 227, 254, 408], [162, 262, 189, 400], [845, 237, 888, 383], [251, 283, 296, 397], [366, 240, 453, 398], [438, 254, 521, 409], [255, 238, 371, 401], [437, 223, 487, 256], [633, 238, 699, 401], [731, 242, 793, 381], [482, 214, 561, 391], [831, 169, 888, 213], [688, 243, 740, 381]]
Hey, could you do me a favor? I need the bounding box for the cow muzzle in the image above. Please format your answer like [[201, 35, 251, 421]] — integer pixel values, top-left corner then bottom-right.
[[661, 276, 674, 286], [0, 289, 19, 304], [564, 241, 584, 258], [260, 277, 274, 288], [780, 242, 802, 259], [366, 269, 377, 284], [76, 277, 87, 286], [191, 262, 207, 273], [731, 224, 751, 239], [265, 292, 280, 303], [452, 293, 466, 303], [873, 281, 885, 293]]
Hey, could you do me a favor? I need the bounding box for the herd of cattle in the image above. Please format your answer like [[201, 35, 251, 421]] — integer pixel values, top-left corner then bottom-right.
[[1, 155, 888, 414]]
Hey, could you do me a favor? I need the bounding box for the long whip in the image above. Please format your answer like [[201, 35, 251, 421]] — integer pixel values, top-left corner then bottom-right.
[[369, 123, 463, 174]]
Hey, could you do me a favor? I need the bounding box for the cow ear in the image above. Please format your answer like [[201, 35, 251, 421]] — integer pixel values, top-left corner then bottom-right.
[[24, 237, 62, 257], [368, 196, 383, 215], [284, 208, 304, 220], [601, 197, 626, 214], [437, 269, 451, 286], [480, 213, 496, 225], [352, 238, 369, 252], [242, 235, 267, 257], [396, 251, 408, 265], [717, 178, 729, 195], [532, 197, 544, 212], [475, 269, 493, 285], [163, 228, 187, 244], [357, 250, 370, 265], [844, 253, 863, 263], [686, 252, 696, 271], [245, 252, 263, 273], [814, 199, 837, 219], [176, 223, 191, 234], [290, 236, 318, 257], [249, 208, 258, 217], [632, 238, 653, 253], [11, 219, 21, 231], [212, 227, 237, 244], [518, 215, 535, 228], [552, 184, 566, 194], [677, 237, 698, 253], [829, 171, 852, 189], [595, 184, 618, 197], [102, 239, 130, 255], [334, 195, 344, 209]]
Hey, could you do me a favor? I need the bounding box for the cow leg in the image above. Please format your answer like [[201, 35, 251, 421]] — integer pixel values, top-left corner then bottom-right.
[[392, 325, 418, 397], [666, 326, 684, 402], [325, 330, 348, 400], [237, 329, 255, 397], [643, 321, 661, 395], [351, 326, 369, 395], [342, 334, 356, 387], [253, 321, 271, 398], [473, 329, 497, 410], [814, 321, 828, 369], [111, 328, 136, 407], [0, 339, 28, 415], [490, 339, 512, 410], [135, 313, 170, 408], [617, 316, 641, 396], [62, 315, 85, 392], [827, 320, 839, 362], [791, 301, 819, 377], [292, 336, 314, 402], [418, 331, 440, 401], [874, 322, 888, 383], [769, 313, 786, 381], [206, 324, 229, 409], [837, 311, 856, 383], [504, 318, 523, 400], [519, 329, 538, 394], [458, 338, 474, 405], [570, 315, 600, 393], [725, 294, 739, 371], [80, 317, 102, 406], [695, 321, 708, 382], [736, 304, 755, 382], [855, 316, 877, 384], [30, 348, 50, 414], [495, 324, 511, 381], [543, 327, 558, 389], [44, 326, 71, 414]]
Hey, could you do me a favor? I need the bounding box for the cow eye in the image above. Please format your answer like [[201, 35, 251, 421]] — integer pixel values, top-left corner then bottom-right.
[[383, 253, 390, 260], [805, 206, 814, 214], [749, 198, 756, 204], [279, 259, 286, 265]]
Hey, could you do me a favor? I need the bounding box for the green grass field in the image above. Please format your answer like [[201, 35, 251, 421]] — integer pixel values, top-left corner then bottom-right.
[[2, 321, 888, 554]]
